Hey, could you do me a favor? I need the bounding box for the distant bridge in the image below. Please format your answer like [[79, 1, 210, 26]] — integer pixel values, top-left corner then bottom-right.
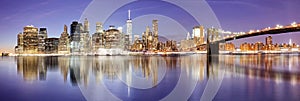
[[200, 22, 300, 55], [222, 24, 300, 42]]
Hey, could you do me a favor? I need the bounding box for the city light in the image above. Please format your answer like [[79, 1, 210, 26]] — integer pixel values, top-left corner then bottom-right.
[[249, 30, 255, 34], [11, 18, 300, 56], [291, 22, 297, 27], [276, 24, 283, 29]]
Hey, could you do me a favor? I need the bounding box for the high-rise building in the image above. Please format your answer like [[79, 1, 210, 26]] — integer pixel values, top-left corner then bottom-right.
[[45, 38, 59, 54], [79, 18, 91, 54], [58, 25, 70, 54], [144, 26, 154, 51], [70, 21, 79, 41], [126, 10, 133, 45], [186, 32, 191, 40], [38, 28, 48, 53], [153, 20, 158, 50], [15, 32, 24, 54], [265, 36, 272, 50], [70, 21, 81, 54], [23, 25, 39, 54], [266, 36, 272, 45], [92, 22, 105, 53], [137, 20, 161, 51], [104, 26, 126, 49], [70, 19, 91, 54], [84, 18, 89, 33], [96, 22, 103, 33], [193, 26, 205, 45]]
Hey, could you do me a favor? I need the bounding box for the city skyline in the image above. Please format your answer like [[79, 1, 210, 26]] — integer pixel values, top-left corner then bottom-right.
[[1, 0, 300, 52]]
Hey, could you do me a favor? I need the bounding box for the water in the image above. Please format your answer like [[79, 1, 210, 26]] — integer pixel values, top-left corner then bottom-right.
[[0, 54, 299, 101]]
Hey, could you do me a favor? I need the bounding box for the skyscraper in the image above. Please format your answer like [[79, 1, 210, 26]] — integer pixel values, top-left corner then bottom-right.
[[96, 22, 103, 33], [70, 21, 80, 54], [92, 22, 105, 53], [265, 36, 273, 50], [23, 25, 39, 54], [126, 10, 133, 45], [84, 18, 89, 33], [79, 18, 91, 54], [38, 28, 48, 53], [192, 25, 205, 45], [58, 25, 70, 54], [266, 36, 272, 45], [45, 38, 59, 54], [153, 20, 158, 50], [15, 32, 24, 54], [70, 21, 79, 41], [186, 32, 191, 40]]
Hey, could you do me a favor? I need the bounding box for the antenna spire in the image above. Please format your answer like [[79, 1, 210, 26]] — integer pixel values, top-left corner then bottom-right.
[[128, 10, 131, 20]]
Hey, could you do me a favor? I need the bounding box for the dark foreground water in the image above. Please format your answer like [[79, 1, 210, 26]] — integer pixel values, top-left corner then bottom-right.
[[0, 54, 300, 101]]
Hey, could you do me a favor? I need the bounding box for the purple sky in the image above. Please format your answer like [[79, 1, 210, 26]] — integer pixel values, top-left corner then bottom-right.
[[0, 0, 300, 52]]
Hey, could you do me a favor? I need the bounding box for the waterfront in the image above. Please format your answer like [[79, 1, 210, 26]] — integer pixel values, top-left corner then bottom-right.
[[0, 54, 300, 101]]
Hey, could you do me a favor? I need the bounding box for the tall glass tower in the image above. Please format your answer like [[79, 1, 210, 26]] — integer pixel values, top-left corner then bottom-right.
[[126, 10, 133, 45]]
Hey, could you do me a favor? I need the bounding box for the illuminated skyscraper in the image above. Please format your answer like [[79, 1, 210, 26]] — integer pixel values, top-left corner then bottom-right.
[[23, 25, 39, 54], [104, 26, 124, 49], [38, 28, 48, 53], [70, 21, 79, 42], [45, 38, 59, 54], [15, 32, 24, 54], [58, 25, 70, 54], [265, 36, 273, 50], [266, 36, 272, 45], [126, 10, 133, 45], [186, 32, 191, 40], [84, 18, 89, 33], [192, 25, 205, 45], [96, 22, 103, 33], [92, 22, 105, 53], [70, 21, 80, 54], [79, 18, 91, 53], [153, 20, 158, 50]]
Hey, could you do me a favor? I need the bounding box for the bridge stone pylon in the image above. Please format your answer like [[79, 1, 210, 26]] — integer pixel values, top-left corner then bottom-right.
[[206, 27, 225, 55]]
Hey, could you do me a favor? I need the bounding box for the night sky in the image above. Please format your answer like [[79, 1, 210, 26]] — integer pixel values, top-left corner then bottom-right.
[[0, 0, 300, 52]]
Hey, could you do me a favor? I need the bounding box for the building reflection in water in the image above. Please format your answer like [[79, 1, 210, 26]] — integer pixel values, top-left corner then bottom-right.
[[17, 57, 47, 81], [221, 54, 300, 85], [15, 54, 300, 86]]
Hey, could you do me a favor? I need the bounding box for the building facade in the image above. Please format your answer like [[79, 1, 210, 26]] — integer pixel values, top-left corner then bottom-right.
[[127, 10, 133, 45], [45, 38, 59, 54], [15, 32, 24, 54], [38, 28, 48, 53], [23, 25, 39, 54], [58, 25, 70, 54]]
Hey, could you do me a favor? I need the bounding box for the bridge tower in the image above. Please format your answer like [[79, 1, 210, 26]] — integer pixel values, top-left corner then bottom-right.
[[206, 27, 221, 55]]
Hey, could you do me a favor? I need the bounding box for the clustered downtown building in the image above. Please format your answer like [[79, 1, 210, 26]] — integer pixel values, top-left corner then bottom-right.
[[15, 12, 299, 55], [14, 10, 182, 55], [15, 18, 131, 55]]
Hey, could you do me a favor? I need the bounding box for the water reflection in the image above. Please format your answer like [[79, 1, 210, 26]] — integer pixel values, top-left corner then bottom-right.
[[221, 54, 300, 84], [13, 54, 300, 100], [15, 55, 300, 84], [15, 54, 300, 86]]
